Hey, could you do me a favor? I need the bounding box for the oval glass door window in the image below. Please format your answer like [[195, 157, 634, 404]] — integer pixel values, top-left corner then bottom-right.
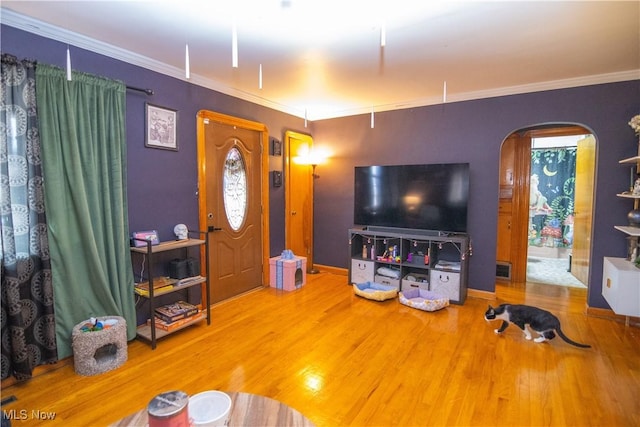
[[223, 147, 247, 231]]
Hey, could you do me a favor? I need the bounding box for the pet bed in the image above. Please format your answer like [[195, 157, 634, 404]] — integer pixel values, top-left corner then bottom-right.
[[399, 288, 449, 312], [353, 282, 398, 301]]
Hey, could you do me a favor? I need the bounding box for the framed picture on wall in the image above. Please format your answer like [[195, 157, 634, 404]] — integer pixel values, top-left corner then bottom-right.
[[145, 103, 178, 151]]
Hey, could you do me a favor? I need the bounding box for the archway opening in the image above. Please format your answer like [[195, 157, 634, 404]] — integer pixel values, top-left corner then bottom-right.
[[496, 124, 595, 291]]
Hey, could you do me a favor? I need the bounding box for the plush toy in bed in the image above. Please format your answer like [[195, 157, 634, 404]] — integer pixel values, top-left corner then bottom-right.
[[399, 288, 449, 312]]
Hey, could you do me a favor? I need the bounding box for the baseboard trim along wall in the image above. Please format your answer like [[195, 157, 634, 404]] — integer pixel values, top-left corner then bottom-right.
[[585, 305, 640, 328]]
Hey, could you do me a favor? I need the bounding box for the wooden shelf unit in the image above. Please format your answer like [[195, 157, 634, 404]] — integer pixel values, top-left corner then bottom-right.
[[131, 231, 211, 349], [605, 143, 640, 323]]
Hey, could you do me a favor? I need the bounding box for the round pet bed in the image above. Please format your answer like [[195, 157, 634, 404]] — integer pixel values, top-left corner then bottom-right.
[[353, 282, 398, 301], [399, 288, 449, 312]]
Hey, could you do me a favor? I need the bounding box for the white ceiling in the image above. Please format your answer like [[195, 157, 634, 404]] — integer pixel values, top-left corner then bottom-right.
[[2, 1, 639, 120]]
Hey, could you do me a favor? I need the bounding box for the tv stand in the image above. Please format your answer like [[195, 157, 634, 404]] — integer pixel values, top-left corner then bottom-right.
[[348, 228, 471, 304], [363, 226, 462, 238]]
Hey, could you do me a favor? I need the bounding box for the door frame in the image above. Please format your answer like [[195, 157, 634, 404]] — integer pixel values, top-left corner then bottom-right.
[[196, 110, 271, 292], [500, 124, 593, 285], [284, 130, 315, 272]]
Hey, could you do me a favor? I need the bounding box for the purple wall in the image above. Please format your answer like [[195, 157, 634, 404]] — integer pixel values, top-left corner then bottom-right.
[[3, 24, 639, 310], [312, 83, 640, 308], [1, 24, 293, 257]]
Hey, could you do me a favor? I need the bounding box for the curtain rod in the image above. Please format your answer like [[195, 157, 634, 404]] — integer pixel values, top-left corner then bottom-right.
[[126, 85, 154, 96]]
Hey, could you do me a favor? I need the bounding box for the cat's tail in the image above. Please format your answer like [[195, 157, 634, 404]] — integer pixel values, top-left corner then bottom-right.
[[557, 328, 591, 348]]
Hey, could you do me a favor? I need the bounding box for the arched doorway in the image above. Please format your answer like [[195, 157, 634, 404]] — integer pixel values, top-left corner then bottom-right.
[[496, 124, 595, 289]]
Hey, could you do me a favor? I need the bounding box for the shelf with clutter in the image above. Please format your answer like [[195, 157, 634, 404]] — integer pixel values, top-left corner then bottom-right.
[[603, 115, 640, 325], [130, 229, 210, 349], [614, 117, 640, 250]]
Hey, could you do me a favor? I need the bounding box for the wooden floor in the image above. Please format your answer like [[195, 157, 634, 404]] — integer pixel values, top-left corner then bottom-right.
[[2, 272, 639, 426]]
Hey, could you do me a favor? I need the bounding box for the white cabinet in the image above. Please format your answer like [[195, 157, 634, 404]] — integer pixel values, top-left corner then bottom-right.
[[602, 257, 640, 317], [374, 274, 400, 290], [401, 273, 430, 291], [351, 259, 375, 284], [430, 271, 461, 302]]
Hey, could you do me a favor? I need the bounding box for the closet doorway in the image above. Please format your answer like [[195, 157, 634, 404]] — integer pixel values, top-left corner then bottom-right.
[[496, 125, 595, 289], [284, 131, 315, 272]]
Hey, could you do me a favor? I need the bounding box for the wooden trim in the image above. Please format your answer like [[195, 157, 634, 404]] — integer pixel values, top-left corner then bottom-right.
[[284, 131, 315, 272], [525, 125, 590, 138], [585, 305, 640, 327], [314, 264, 348, 276], [502, 124, 593, 285], [467, 288, 497, 300], [196, 110, 271, 287], [510, 133, 532, 283]]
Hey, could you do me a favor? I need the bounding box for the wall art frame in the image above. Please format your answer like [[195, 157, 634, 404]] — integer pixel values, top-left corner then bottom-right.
[[145, 103, 178, 151]]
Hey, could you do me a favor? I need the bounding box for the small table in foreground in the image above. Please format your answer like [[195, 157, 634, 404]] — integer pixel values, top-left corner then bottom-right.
[[110, 391, 315, 427]]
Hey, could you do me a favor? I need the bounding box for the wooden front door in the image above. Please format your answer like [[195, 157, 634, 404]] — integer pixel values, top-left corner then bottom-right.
[[284, 131, 314, 271], [197, 111, 270, 304]]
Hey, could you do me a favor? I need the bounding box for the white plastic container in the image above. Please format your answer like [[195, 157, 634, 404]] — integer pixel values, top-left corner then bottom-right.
[[188, 391, 232, 427]]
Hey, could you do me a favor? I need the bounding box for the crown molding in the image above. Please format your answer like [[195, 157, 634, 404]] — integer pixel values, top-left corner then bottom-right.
[[3, 9, 638, 122], [311, 69, 640, 121], [0, 9, 303, 118]]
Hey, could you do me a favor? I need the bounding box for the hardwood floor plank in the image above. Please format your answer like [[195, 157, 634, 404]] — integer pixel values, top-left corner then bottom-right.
[[2, 272, 639, 426]]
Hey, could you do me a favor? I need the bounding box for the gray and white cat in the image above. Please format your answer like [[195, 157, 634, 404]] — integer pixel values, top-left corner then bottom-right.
[[484, 304, 590, 348]]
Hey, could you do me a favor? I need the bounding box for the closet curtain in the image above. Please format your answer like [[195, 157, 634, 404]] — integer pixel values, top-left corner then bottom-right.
[[1, 55, 58, 381], [36, 64, 136, 359]]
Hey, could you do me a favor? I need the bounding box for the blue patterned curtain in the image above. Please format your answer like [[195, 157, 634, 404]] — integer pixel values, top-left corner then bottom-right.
[[529, 147, 577, 248], [1, 54, 58, 380]]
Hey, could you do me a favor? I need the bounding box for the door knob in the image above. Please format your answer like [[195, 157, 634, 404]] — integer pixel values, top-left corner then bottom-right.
[[292, 211, 297, 215]]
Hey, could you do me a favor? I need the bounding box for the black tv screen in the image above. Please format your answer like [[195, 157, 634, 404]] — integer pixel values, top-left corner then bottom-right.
[[354, 163, 469, 232]]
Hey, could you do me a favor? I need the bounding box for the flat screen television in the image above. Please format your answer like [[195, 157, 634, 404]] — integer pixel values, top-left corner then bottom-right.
[[354, 163, 470, 233]]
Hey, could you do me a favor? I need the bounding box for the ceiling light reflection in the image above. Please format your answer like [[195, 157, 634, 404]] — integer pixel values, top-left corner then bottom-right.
[[304, 373, 323, 392], [293, 145, 329, 166], [403, 194, 422, 211]]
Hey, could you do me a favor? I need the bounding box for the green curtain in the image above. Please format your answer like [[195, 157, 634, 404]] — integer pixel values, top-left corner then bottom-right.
[[35, 64, 135, 359]]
